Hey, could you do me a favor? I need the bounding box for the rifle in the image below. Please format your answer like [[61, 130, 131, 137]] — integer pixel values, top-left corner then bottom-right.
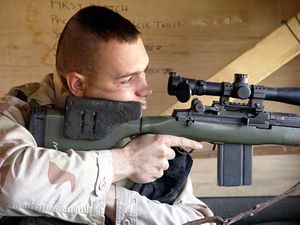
[[29, 72, 300, 187]]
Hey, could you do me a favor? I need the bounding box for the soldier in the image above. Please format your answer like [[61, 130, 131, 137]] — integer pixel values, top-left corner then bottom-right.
[[0, 6, 213, 225]]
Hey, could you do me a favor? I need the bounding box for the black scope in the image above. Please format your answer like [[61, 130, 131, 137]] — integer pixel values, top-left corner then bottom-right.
[[168, 72, 300, 106]]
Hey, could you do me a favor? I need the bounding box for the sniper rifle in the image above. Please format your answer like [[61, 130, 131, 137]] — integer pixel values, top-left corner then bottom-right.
[[29, 72, 300, 186]]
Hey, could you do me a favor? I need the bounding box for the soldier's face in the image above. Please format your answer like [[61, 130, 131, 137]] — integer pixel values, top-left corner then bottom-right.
[[82, 37, 152, 111]]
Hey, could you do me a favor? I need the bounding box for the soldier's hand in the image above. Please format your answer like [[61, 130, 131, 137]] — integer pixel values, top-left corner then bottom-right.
[[112, 134, 202, 183]]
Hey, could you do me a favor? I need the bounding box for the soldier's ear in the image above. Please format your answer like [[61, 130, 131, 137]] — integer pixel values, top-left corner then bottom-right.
[[65, 72, 87, 97]]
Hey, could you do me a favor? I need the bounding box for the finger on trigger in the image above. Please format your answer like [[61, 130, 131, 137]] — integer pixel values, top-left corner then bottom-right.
[[169, 136, 203, 151]]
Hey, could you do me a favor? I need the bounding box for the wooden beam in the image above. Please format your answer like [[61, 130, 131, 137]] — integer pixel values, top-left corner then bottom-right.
[[161, 12, 300, 115], [191, 154, 300, 197], [192, 146, 300, 158]]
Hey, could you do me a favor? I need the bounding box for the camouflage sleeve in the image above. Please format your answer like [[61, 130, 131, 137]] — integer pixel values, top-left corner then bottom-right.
[[0, 98, 113, 225], [114, 177, 214, 225]]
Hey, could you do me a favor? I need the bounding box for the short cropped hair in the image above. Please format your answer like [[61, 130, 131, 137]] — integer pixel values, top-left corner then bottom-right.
[[56, 6, 140, 78]]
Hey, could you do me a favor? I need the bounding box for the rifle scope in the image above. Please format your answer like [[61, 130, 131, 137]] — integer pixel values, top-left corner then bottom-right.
[[168, 72, 300, 106]]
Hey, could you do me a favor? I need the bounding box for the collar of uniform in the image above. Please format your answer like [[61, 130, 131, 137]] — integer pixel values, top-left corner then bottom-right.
[[27, 72, 72, 109], [53, 72, 72, 109]]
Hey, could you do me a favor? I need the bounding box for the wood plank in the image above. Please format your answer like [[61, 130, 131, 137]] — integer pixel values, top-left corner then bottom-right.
[[161, 12, 300, 115], [192, 145, 300, 158], [191, 154, 300, 197]]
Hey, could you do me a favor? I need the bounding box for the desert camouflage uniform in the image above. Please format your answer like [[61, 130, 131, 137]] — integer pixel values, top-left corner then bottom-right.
[[0, 73, 213, 225]]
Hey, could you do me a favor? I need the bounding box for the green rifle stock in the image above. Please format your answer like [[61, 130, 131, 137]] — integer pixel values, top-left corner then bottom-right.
[[37, 108, 300, 151]]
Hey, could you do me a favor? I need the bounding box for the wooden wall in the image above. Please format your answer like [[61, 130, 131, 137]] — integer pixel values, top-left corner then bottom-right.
[[191, 154, 300, 197], [1, 0, 300, 115]]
